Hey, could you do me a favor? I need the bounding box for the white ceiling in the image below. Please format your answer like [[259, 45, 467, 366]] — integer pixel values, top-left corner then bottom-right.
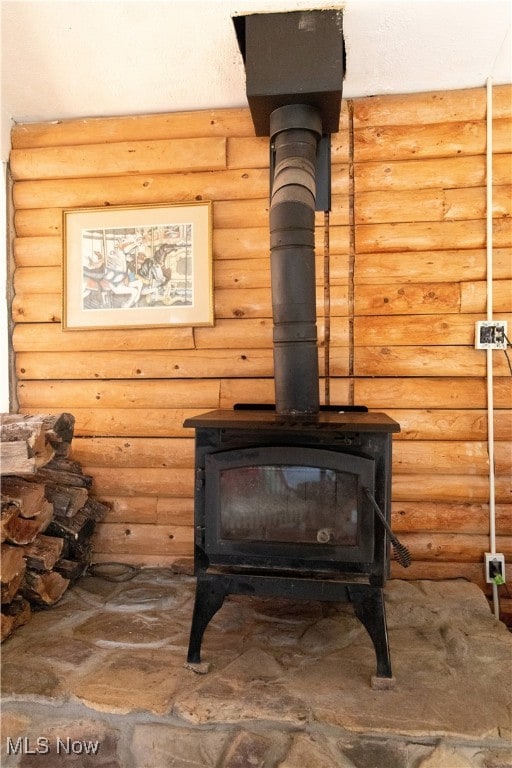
[[1, 0, 511, 161]]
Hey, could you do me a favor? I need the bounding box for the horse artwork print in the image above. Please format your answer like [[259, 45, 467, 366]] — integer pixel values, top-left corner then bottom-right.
[[63, 202, 212, 330], [81, 224, 192, 310]]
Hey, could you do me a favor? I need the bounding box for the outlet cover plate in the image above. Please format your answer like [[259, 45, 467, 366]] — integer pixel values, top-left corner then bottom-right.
[[475, 320, 508, 350]]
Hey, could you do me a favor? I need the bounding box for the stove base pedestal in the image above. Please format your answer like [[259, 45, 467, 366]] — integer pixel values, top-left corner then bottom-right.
[[187, 571, 393, 685]]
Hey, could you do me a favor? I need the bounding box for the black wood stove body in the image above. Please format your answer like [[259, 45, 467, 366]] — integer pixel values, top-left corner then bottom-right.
[[184, 405, 400, 685]]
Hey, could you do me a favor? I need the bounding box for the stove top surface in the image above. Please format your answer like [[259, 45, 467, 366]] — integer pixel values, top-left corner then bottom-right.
[[184, 407, 400, 433]]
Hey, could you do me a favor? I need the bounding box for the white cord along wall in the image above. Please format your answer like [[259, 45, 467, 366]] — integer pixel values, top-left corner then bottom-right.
[[485, 77, 499, 620]]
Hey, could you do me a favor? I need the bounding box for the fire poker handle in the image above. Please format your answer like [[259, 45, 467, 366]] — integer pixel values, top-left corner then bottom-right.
[[363, 487, 412, 568]]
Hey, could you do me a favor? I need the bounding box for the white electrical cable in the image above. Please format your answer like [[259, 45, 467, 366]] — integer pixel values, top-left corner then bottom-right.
[[485, 77, 499, 620]]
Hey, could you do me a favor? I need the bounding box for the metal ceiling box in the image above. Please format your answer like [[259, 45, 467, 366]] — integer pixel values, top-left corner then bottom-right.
[[233, 10, 345, 136]]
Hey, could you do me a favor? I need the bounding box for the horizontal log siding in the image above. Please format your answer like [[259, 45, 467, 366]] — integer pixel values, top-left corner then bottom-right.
[[10, 86, 511, 587], [349, 85, 512, 596]]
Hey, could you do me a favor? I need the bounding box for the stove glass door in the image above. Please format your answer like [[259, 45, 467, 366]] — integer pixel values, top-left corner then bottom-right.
[[205, 446, 375, 562], [219, 464, 358, 546]]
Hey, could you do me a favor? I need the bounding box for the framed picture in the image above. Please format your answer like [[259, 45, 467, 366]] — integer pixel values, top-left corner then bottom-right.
[[62, 201, 213, 330]]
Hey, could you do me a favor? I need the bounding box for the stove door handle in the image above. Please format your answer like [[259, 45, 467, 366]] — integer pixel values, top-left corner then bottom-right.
[[363, 487, 412, 568]]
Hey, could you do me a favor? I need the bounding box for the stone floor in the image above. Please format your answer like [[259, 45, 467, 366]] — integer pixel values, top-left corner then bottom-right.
[[1, 569, 511, 768]]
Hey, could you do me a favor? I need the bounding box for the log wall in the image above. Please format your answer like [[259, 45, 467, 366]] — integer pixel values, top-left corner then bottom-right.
[[9, 85, 512, 592]]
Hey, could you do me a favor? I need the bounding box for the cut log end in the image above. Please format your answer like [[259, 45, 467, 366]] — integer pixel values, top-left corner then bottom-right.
[[22, 570, 70, 607]]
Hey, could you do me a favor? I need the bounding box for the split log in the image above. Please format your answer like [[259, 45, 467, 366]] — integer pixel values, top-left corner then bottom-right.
[[28, 464, 92, 490], [0, 413, 76, 460], [23, 534, 64, 572], [42, 485, 88, 517], [53, 559, 87, 582], [1, 597, 31, 642], [46, 502, 107, 543], [22, 569, 69, 606], [0, 413, 75, 472], [1, 500, 53, 545], [1, 569, 26, 606], [44, 500, 109, 566], [0, 442, 35, 475], [2, 412, 74, 441], [0, 479, 45, 518], [1, 418, 55, 471], [1, 544, 27, 603], [48, 514, 97, 564], [80, 497, 111, 523], [1, 497, 21, 542], [43, 457, 83, 474], [47, 502, 110, 538]]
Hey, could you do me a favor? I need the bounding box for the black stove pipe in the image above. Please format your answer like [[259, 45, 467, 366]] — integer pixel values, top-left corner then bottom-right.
[[270, 104, 322, 415]]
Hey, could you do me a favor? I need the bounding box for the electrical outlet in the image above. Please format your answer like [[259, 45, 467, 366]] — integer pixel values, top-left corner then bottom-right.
[[475, 320, 508, 350], [485, 552, 506, 584]]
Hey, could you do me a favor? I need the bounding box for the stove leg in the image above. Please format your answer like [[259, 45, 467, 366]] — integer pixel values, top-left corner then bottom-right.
[[187, 576, 227, 664], [348, 585, 395, 687]]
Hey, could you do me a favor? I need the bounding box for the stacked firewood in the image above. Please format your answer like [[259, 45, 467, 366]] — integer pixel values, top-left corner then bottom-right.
[[1, 413, 109, 641]]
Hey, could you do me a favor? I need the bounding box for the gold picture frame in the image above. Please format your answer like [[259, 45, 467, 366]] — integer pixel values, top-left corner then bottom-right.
[[62, 201, 213, 330]]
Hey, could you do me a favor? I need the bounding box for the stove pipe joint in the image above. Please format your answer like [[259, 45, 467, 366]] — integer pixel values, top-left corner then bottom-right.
[[270, 104, 322, 415]]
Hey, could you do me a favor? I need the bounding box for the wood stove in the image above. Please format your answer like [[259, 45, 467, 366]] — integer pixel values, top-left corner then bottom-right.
[[185, 405, 400, 686], [184, 10, 405, 687]]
